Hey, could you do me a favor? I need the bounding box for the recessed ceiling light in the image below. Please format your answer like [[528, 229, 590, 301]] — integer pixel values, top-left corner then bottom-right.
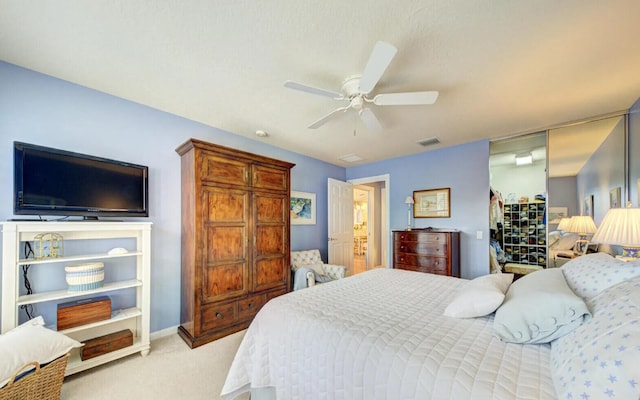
[[255, 130, 269, 138], [515, 153, 533, 165], [339, 154, 363, 163]]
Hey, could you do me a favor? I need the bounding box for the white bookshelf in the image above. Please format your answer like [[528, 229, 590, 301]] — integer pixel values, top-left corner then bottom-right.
[[1, 221, 152, 375]]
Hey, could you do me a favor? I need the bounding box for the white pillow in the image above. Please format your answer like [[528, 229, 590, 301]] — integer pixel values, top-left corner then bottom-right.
[[548, 230, 562, 247], [550, 275, 640, 399], [443, 273, 514, 318], [493, 268, 591, 344], [0, 316, 82, 387], [562, 252, 640, 301], [549, 232, 579, 250]]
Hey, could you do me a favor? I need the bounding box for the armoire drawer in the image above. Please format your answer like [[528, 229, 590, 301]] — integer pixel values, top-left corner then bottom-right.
[[238, 294, 266, 320], [201, 302, 238, 332]]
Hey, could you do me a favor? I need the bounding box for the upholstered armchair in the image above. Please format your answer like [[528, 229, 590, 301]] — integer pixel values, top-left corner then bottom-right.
[[290, 249, 347, 290]]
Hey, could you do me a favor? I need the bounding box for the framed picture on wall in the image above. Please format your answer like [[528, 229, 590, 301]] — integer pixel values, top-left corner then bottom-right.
[[610, 187, 621, 208], [548, 207, 569, 223], [413, 188, 450, 218], [584, 194, 594, 218], [290, 191, 316, 225]]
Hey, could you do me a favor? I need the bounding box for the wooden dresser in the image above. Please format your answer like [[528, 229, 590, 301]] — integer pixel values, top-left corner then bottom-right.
[[393, 228, 460, 277], [176, 139, 295, 348]]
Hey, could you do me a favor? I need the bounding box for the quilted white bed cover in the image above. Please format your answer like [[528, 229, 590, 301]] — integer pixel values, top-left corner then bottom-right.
[[221, 268, 557, 400]]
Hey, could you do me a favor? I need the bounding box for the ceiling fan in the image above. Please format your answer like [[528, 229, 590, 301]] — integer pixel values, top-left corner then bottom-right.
[[284, 41, 439, 133]]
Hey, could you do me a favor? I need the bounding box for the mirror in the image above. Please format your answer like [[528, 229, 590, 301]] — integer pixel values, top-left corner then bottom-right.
[[490, 113, 628, 272], [548, 115, 626, 225], [547, 114, 626, 266]]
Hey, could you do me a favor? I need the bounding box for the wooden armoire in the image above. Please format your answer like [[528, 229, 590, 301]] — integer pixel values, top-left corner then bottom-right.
[[175, 139, 295, 348]]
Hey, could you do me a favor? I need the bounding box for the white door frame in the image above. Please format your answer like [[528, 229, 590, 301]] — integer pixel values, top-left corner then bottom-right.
[[348, 174, 391, 268]]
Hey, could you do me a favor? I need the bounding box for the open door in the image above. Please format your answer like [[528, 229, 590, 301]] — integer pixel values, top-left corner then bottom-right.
[[328, 178, 354, 274]]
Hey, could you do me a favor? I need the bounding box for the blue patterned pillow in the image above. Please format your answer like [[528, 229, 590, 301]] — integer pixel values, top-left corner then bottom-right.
[[561, 252, 640, 301], [550, 276, 640, 399]]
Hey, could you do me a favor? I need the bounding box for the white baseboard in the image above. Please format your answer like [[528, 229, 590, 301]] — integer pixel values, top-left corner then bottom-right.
[[150, 325, 179, 341]]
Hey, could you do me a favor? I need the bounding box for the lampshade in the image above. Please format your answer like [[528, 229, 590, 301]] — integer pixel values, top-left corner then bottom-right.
[[405, 196, 414, 205], [591, 207, 640, 257], [556, 217, 572, 231], [566, 215, 597, 236]]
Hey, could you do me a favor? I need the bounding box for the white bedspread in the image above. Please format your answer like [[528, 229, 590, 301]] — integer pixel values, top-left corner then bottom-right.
[[221, 268, 556, 400]]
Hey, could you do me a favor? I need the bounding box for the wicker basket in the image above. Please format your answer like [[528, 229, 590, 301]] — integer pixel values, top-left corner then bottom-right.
[[65, 262, 104, 292], [0, 353, 69, 400]]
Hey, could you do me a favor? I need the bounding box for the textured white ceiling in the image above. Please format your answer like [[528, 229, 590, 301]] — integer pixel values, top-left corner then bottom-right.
[[2, 0, 640, 166]]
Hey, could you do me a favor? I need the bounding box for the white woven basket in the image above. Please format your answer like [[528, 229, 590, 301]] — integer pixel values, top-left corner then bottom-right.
[[65, 262, 104, 292]]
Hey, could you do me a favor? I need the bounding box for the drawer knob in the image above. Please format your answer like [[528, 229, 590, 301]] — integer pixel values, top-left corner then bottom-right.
[[216, 312, 223, 319], [400, 245, 405, 250], [248, 303, 254, 309]]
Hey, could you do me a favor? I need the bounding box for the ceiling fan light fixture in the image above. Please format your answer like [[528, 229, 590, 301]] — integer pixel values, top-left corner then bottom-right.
[[515, 152, 533, 166]]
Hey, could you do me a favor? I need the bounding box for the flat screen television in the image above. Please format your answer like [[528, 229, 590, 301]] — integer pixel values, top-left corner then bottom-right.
[[14, 141, 149, 219]]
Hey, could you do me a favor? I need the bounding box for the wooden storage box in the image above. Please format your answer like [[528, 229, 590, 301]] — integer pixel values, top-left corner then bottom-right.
[[81, 329, 133, 361], [57, 296, 111, 331]]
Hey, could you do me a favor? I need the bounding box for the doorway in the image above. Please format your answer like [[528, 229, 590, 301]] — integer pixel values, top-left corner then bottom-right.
[[348, 174, 390, 271]]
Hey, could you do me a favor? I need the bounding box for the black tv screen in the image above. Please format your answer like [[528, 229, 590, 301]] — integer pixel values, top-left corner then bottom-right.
[[14, 141, 149, 218]]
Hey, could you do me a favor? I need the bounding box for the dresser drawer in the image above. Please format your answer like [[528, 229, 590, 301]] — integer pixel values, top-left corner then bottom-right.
[[394, 232, 448, 243], [395, 242, 448, 257], [394, 253, 449, 272], [201, 302, 238, 332], [395, 263, 449, 275]]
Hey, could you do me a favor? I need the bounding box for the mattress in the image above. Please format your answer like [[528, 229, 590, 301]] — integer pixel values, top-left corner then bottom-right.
[[221, 268, 556, 400]]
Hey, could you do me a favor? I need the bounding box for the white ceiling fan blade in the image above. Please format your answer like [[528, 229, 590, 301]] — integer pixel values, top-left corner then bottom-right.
[[284, 80, 343, 99], [358, 41, 398, 95], [359, 107, 383, 133], [373, 91, 439, 106], [308, 106, 350, 129]]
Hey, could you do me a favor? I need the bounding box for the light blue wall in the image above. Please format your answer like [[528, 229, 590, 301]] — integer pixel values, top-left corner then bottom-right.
[[346, 140, 491, 279], [0, 62, 344, 332]]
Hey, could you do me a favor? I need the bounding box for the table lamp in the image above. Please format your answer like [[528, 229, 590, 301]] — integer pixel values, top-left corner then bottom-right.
[[556, 217, 572, 232], [405, 196, 414, 231], [590, 204, 640, 260], [567, 215, 597, 254]]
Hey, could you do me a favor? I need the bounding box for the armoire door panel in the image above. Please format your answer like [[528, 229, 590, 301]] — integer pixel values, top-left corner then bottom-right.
[[255, 226, 285, 256], [202, 262, 247, 303], [254, 257, 286, 290], [204, 188, 249, 223], [200, 153, 250, 186], [255, 195, 286, 223], [206, 226, 247, 261], [252, 164, 288, 192]]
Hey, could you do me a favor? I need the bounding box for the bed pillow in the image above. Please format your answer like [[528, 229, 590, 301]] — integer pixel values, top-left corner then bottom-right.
[[443, 273, 514, 318], [0, 316, 82, 387], [549, 232, 579, 250], [548, 230, 562, 248], [550, 275, 640, 400], [493, 268, 590, 344], [562, 252, 640, 301]]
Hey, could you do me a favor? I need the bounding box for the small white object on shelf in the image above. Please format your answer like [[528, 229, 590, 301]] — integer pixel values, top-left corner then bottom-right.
[[107, 247, 128, 255]]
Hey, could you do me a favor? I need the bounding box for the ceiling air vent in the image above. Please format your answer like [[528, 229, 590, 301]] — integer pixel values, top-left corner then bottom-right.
[[339, 154, 363, 163], [417, 137, 441, 147]]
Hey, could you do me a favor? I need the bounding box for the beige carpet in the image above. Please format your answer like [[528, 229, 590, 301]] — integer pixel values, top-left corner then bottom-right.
[[61, 330, 249, 400]]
